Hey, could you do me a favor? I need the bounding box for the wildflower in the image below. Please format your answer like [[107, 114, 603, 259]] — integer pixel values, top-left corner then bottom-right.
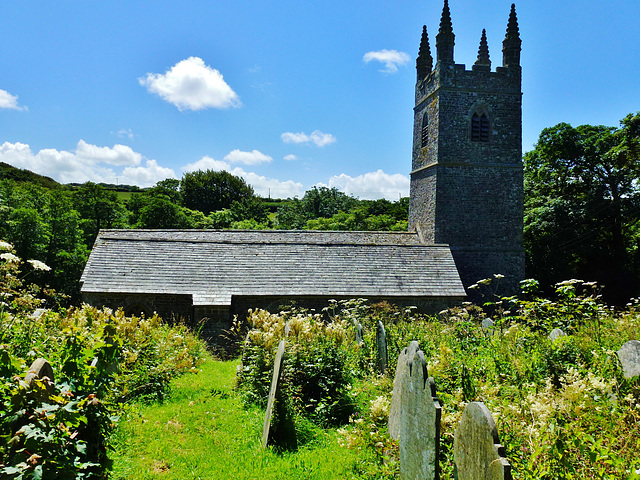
[[27, 259, 51, 271], [493, 273, 505, 279], [0, 241, 13, 251], [0, 252, 20, 263]]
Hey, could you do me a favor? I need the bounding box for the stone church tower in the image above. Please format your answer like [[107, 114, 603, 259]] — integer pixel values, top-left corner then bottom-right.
[[408, 2, 525, 295]]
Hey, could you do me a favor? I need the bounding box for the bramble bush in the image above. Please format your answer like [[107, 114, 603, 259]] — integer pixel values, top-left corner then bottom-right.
[[0, 241, 208, 479]]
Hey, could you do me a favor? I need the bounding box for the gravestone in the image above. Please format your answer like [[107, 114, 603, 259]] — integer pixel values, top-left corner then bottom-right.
[[617, 340, 640, 379], [376, 320, 388, 373], [548, 328, 566, 342], [355, 322, 364, 344], [454, 401, 512, 480], [388, 341, 420, 440], [25, 358, 55, 397], [399, 349, 441, 480], [481, 318, 495, 337], [262, 340, 286, 448]]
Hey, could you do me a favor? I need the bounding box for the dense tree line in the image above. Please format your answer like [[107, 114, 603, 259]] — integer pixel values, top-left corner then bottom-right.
[[524, 111, 640, 303]]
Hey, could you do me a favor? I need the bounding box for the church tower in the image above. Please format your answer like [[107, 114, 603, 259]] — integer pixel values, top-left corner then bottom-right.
[[409, 2, 525, 295]]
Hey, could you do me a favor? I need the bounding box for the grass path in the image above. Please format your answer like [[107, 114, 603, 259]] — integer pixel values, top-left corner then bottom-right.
[[109, 356, 380, 479]]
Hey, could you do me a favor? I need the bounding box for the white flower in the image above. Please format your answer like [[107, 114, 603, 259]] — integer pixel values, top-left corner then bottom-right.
[[493, 273, 505, 279], [0, 241, 13, 251], [27, 259, 51, 271], [0, 252, 20, 263]]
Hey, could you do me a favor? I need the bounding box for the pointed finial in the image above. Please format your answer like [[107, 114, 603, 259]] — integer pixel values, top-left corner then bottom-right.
[[502, 3, 521, 67], [436, 0, 455, 64], [474, 29, 491, 67], [416, 25, 433, 80]]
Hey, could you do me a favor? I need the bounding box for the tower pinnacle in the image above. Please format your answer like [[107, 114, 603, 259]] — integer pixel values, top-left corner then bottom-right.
[[416, 25, 433, 80], [436, 0, 455, 64], [502, 4, 521, 67], [474, 29, 491, 67]]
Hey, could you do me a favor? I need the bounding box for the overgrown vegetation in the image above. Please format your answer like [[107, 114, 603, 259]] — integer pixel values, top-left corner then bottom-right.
[[0, 241, 207, 479], [237, 283, 640, 479]]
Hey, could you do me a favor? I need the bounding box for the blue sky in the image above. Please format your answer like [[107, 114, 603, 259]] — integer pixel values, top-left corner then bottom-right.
[[1, 0, 639, 199]]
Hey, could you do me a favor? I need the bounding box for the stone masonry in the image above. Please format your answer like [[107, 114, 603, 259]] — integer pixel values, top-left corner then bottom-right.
[[409, 2, 525, 295]]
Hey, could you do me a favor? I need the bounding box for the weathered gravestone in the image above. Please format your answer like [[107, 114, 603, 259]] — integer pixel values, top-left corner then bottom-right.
[[376, 320, 388, 373], [481, 318, 495, 337], [262, 340, 286, 448], [617, 340, 640, 379], [24, 358, 55, 398], [399, 349, 441, 480], [261, 340, 296, 450], [355, 322, 364, 344], [388, 341, 420, 440], [454, 402, 512, 480], [548, 328, 566, 342]]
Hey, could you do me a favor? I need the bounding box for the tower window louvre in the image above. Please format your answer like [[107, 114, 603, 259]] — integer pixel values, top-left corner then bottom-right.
[[421, 112, 429, 147], [471, 112, 490, 142]]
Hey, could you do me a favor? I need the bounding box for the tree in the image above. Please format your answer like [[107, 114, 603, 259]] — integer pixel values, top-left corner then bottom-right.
[[524, 112, 640, 302], [300, 187, 357, 219], [73, 182, 125, 245], [180, 170, 254, 214]]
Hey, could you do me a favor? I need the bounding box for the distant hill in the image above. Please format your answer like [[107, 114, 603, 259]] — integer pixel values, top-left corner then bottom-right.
[[0, 162, 61, 189]]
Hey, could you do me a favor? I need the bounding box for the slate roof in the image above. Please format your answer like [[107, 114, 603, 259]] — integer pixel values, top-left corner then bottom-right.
[[80, 229, 466, 306]]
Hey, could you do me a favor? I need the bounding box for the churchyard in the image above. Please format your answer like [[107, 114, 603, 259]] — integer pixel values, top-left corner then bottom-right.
[[2, 242, 640, 479]]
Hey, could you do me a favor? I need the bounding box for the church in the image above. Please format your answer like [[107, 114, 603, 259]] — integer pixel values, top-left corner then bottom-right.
[[80, 1, 524, 340]]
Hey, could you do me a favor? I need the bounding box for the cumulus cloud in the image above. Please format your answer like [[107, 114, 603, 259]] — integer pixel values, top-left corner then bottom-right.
[[76, 140, 142, 166], [283, 154, 298, 161], [363, 49, 411, 73], [122, 159, 177, 186], [0, 141, 176, 187], [281, 130, 336, 147], [182, 156, 304, 198], [223, 149, 272, 166], [0, 89, 27, 111], [320, 169, 410, 200], [139, 57, 241, 111]]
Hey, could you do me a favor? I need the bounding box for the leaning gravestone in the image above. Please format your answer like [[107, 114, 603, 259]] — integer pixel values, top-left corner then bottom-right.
[[548, 328, 566, 342], [388, 340, 420, 440], [25, 358, 55, 398], [454, 402, 512, 480], [376, 320, 388, 373], [399, 349, 441, 480], [262, 340, 286, 448], [617, 340, 640, 379]]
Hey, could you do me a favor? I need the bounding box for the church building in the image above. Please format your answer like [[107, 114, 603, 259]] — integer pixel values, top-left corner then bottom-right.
[[80, 2, 524, 341]]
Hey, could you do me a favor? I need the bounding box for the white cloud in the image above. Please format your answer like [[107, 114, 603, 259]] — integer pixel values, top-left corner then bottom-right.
[[115, 128, 135, 140], [0, 141, 176, 187], [182, 156, 304, 198], [76, 140, 142, 166], [223, 149, 272, 166], [320, 169, 410, 200], [122, 160, 177, 185], [139, 56, 241, 111], [281, 130, 336, 147], [0, 89, 27, 111], [283, 154, 298, 161], [363, 49, 411, 73]]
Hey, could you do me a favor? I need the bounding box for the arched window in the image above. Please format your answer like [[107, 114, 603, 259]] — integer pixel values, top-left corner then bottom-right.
[[471, 112, 490, 142], [421, 112, 429, 147]]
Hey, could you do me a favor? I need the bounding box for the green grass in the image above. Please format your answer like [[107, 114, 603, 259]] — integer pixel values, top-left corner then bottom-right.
[[109, 356, 382, 479]]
